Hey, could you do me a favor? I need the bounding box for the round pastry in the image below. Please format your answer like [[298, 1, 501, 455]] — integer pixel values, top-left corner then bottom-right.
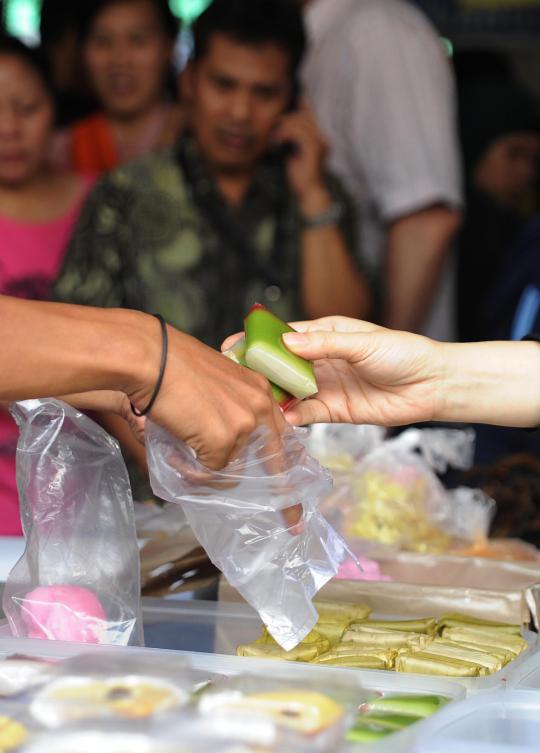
[[202, 690, 344, 736], [31, 675, 188, 725], [0, 715, 28, 751]]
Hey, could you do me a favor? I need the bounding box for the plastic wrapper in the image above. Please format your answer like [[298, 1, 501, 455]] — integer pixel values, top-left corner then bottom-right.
[[319, 428, 494, 554], [28, 653, 201, 727], [3, 399, 142, 646], [195, 673, 359, 751], [146, 423, 352, 650]]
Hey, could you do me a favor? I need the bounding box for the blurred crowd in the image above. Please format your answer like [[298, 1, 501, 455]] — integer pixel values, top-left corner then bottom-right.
[[0, 0, 539, 535]]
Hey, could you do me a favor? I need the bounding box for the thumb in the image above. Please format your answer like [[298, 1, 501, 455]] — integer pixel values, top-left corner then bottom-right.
[[282, 330, 364, 361]]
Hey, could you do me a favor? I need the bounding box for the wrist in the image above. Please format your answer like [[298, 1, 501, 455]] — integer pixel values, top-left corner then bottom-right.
[[101, 309, 162, 407], [297, 184, 332, 217]]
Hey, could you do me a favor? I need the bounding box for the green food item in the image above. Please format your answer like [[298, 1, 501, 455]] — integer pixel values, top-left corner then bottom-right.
[[363, 618, 437, 635], [360, 712, 421, 730], [438, 613, 522, 635], [346, 723, 394, 743], [244, 304, 318, 399], [366, 694, 448, 717], [223, 334, 295, 408]]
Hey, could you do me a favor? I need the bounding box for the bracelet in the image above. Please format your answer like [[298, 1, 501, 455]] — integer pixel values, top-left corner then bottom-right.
[[301, 201, 343, 229], [131, 314, 168, 417]]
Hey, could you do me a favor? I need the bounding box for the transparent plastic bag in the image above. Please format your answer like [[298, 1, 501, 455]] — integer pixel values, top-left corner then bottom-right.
[[306, 423, 386, 472], [146, 423, 352, 650], [3, 399, 142, 646], [323, 428, 491, 554]]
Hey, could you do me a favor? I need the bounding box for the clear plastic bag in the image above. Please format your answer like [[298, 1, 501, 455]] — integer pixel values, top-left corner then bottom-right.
[[3, 399, 142, 646], [146, 423, 352, 650], [321, 427, 493, 554]]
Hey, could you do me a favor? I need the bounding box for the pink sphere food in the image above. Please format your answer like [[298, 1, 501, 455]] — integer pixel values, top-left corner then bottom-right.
[[21, 586, 107, 643]]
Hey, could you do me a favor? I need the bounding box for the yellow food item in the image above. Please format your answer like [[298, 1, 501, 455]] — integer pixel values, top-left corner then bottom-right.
[[343, 626, 432, 651], [227, 691, 344, 735], [362, 618, 437, 635], [395, 653, 484, 677], [418, 641, 503, 673], [438, 614, 522, 635], [437, 639, 513, 665], [441, 627, 528, 656], [0, 717, 27, 752], [39, 677, 186, 719], [236, 642, 319, 661], [314, 600, 371, 623], [313, 653, 388, 669], [347, 469, 452, 553], [314, 621, 348, 646]]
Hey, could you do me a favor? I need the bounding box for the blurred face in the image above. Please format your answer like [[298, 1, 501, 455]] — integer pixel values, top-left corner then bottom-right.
[[184, 34, 292, 174], [84, 0, 173, 118], [474, 132, 540, 210], [0, 55, 54, 187]]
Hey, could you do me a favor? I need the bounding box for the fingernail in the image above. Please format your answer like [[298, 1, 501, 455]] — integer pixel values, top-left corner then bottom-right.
[[283, 332, 307, 347]]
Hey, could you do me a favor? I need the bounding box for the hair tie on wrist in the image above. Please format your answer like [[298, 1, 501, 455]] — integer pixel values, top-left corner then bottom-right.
[[131, 314, 168, 417]]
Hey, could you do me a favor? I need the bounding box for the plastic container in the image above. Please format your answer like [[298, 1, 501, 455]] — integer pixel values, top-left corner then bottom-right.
[[413, 690, 540, 753], [505, 648, 540, 691], [0, 617, 465, 753], [0, 599, 536, 695]]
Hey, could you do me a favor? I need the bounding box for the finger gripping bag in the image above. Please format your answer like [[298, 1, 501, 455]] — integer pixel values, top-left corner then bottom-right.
[[146, 422, 352, 650], [3, 399, 143, 646]]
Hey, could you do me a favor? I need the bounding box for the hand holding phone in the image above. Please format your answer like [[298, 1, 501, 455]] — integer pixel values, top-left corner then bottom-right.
[[273, 101, 330, 211]]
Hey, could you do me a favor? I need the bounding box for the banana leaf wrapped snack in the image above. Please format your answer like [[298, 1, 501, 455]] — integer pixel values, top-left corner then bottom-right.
[[395, 652, 485, 677], [237, 608, 528, 678], [438, 613, 522, 635]]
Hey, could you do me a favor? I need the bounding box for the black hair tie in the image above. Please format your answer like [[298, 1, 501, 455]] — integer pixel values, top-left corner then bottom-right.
[[131, 314, 168, 417]]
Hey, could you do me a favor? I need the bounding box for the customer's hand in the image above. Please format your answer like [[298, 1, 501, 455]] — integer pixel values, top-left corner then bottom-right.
[[129, 327, 286, 471], [280, 317, 444, 427]]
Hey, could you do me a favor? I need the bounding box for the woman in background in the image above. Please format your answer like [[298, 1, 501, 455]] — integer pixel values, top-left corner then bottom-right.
[[0, 36, 95, 535], [50, 0, 183, 175]]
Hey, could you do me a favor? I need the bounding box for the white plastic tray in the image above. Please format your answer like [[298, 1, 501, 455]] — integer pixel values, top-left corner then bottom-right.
[[505, 648, 540, 691], [0, 598, 537, 694], [143, 598, 537, 693], [412, 690, 540, 753], [0, 608, 466, 753]]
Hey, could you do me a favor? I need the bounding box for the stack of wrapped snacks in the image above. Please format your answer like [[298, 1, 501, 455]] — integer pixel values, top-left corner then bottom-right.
[[237, 608, 529, 677]]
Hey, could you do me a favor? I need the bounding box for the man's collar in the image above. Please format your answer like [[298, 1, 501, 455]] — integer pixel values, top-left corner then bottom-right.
[[178, 131, 285, 208]]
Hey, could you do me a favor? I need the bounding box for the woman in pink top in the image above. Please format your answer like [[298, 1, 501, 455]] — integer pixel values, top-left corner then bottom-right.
[[0, 36, 94, 535]]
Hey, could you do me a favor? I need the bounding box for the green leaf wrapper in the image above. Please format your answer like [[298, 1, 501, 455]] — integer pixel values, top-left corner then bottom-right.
[[244, 304, 318, 399]]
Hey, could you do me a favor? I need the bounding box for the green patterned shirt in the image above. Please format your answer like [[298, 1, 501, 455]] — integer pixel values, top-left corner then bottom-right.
[[54, 133, 356, 349]]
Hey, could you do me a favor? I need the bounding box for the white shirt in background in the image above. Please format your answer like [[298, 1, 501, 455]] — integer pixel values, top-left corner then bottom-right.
[[302, 0, 464, 340]]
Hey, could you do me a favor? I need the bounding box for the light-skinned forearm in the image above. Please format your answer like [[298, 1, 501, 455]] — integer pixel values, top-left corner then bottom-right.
[[300, 187, 371, 320], [0, 296, 157, 403], [437, 340, 540, 428], [384, 206, 461, 332]]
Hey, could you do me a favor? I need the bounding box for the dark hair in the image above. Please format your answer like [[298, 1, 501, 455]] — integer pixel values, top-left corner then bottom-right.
[[40, 0, 92, 46], [192, 0, 306, 78], [80, 0, 179, 43], [0, 34, 54, 94]]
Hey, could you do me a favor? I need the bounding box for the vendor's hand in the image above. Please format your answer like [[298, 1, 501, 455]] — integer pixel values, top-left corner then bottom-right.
[[281, 317, 444, 427], [49, 391, 147, 444], [129, 327, 285, 471], [274, 103, 329, 211]]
